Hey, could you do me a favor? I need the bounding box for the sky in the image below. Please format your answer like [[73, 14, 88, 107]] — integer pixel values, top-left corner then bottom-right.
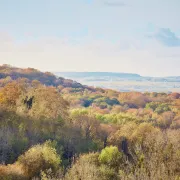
[[0, 0, 180, 77]]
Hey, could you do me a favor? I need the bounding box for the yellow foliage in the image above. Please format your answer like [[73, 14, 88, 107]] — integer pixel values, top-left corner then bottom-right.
[[131, 123, 160, 143], [0, 92, 5, 103], [18, 141, 61, 178]]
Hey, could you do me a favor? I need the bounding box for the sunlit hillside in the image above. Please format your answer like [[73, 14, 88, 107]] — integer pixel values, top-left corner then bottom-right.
[[0, 65, 180, 180]]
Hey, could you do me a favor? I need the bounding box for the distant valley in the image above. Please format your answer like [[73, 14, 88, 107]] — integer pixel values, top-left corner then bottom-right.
[[55, 72, 180, 92]]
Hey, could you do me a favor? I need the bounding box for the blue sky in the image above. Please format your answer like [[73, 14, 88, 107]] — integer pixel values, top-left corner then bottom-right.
[[0, 0, 180, 76]]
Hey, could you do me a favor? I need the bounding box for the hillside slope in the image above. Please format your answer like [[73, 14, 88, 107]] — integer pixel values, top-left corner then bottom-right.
[[0, 64, 85, 89]]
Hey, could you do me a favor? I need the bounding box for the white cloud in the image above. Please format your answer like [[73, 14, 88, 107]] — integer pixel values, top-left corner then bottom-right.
[[147, 28, 180, 47], [0, 32, 180, 77]]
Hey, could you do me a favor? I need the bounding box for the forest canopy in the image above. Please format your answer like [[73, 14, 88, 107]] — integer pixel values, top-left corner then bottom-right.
[[0, 65, 180, 180]]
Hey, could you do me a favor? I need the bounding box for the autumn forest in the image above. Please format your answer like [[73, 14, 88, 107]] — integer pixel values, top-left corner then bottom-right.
[[0, 64, 180, 180]]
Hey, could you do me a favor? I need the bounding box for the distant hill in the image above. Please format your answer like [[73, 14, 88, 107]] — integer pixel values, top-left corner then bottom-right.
[[56, 72, 141, 79], [55, 72, 180, 92], [1, 65, 179, 92], [55, 72, 180, 82]]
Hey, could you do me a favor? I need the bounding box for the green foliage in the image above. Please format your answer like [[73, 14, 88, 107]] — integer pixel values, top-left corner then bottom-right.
[[70, 108, 89, 118], [154, 103, 171, 114], [18, 141, 61, 178], [146, 102, 159, 111], [94, 97, 120, 108], [96, 113, 140, 124], [146, 102, 171, 114], [99, 146, 122, 168]]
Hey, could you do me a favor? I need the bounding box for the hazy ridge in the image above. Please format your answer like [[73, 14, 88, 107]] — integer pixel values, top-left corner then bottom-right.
[[56, 72, 180, 92]]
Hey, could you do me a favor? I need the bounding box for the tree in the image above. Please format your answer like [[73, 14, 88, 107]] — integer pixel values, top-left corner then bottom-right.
[[65, 153, 100, 180], [99, 146, 122, 168], [0, 81, 26, 108], [17, 86, 69, 120]]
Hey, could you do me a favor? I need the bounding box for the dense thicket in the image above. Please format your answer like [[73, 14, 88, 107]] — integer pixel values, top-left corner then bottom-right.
[[0, 65, 180, 180]]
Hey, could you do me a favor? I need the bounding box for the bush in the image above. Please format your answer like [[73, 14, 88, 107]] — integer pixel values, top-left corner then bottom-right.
[[17, 141, 61, 178], [65, 153, 100, 180], [99, 146, 122, 168]]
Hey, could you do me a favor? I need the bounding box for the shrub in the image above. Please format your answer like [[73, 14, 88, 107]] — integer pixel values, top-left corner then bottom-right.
[[99, 146, 122, 168], [65, 153, 100, 180], [17, 141, 61, 178]]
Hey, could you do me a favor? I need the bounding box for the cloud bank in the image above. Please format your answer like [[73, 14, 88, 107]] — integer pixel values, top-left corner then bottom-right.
[[0, 32, 180, 77], [148, 28, 180, 47]]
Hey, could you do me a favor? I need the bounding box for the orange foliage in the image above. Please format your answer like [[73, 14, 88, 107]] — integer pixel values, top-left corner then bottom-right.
[[0, 163, 26, 180], [0, 82, 25, 107]]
